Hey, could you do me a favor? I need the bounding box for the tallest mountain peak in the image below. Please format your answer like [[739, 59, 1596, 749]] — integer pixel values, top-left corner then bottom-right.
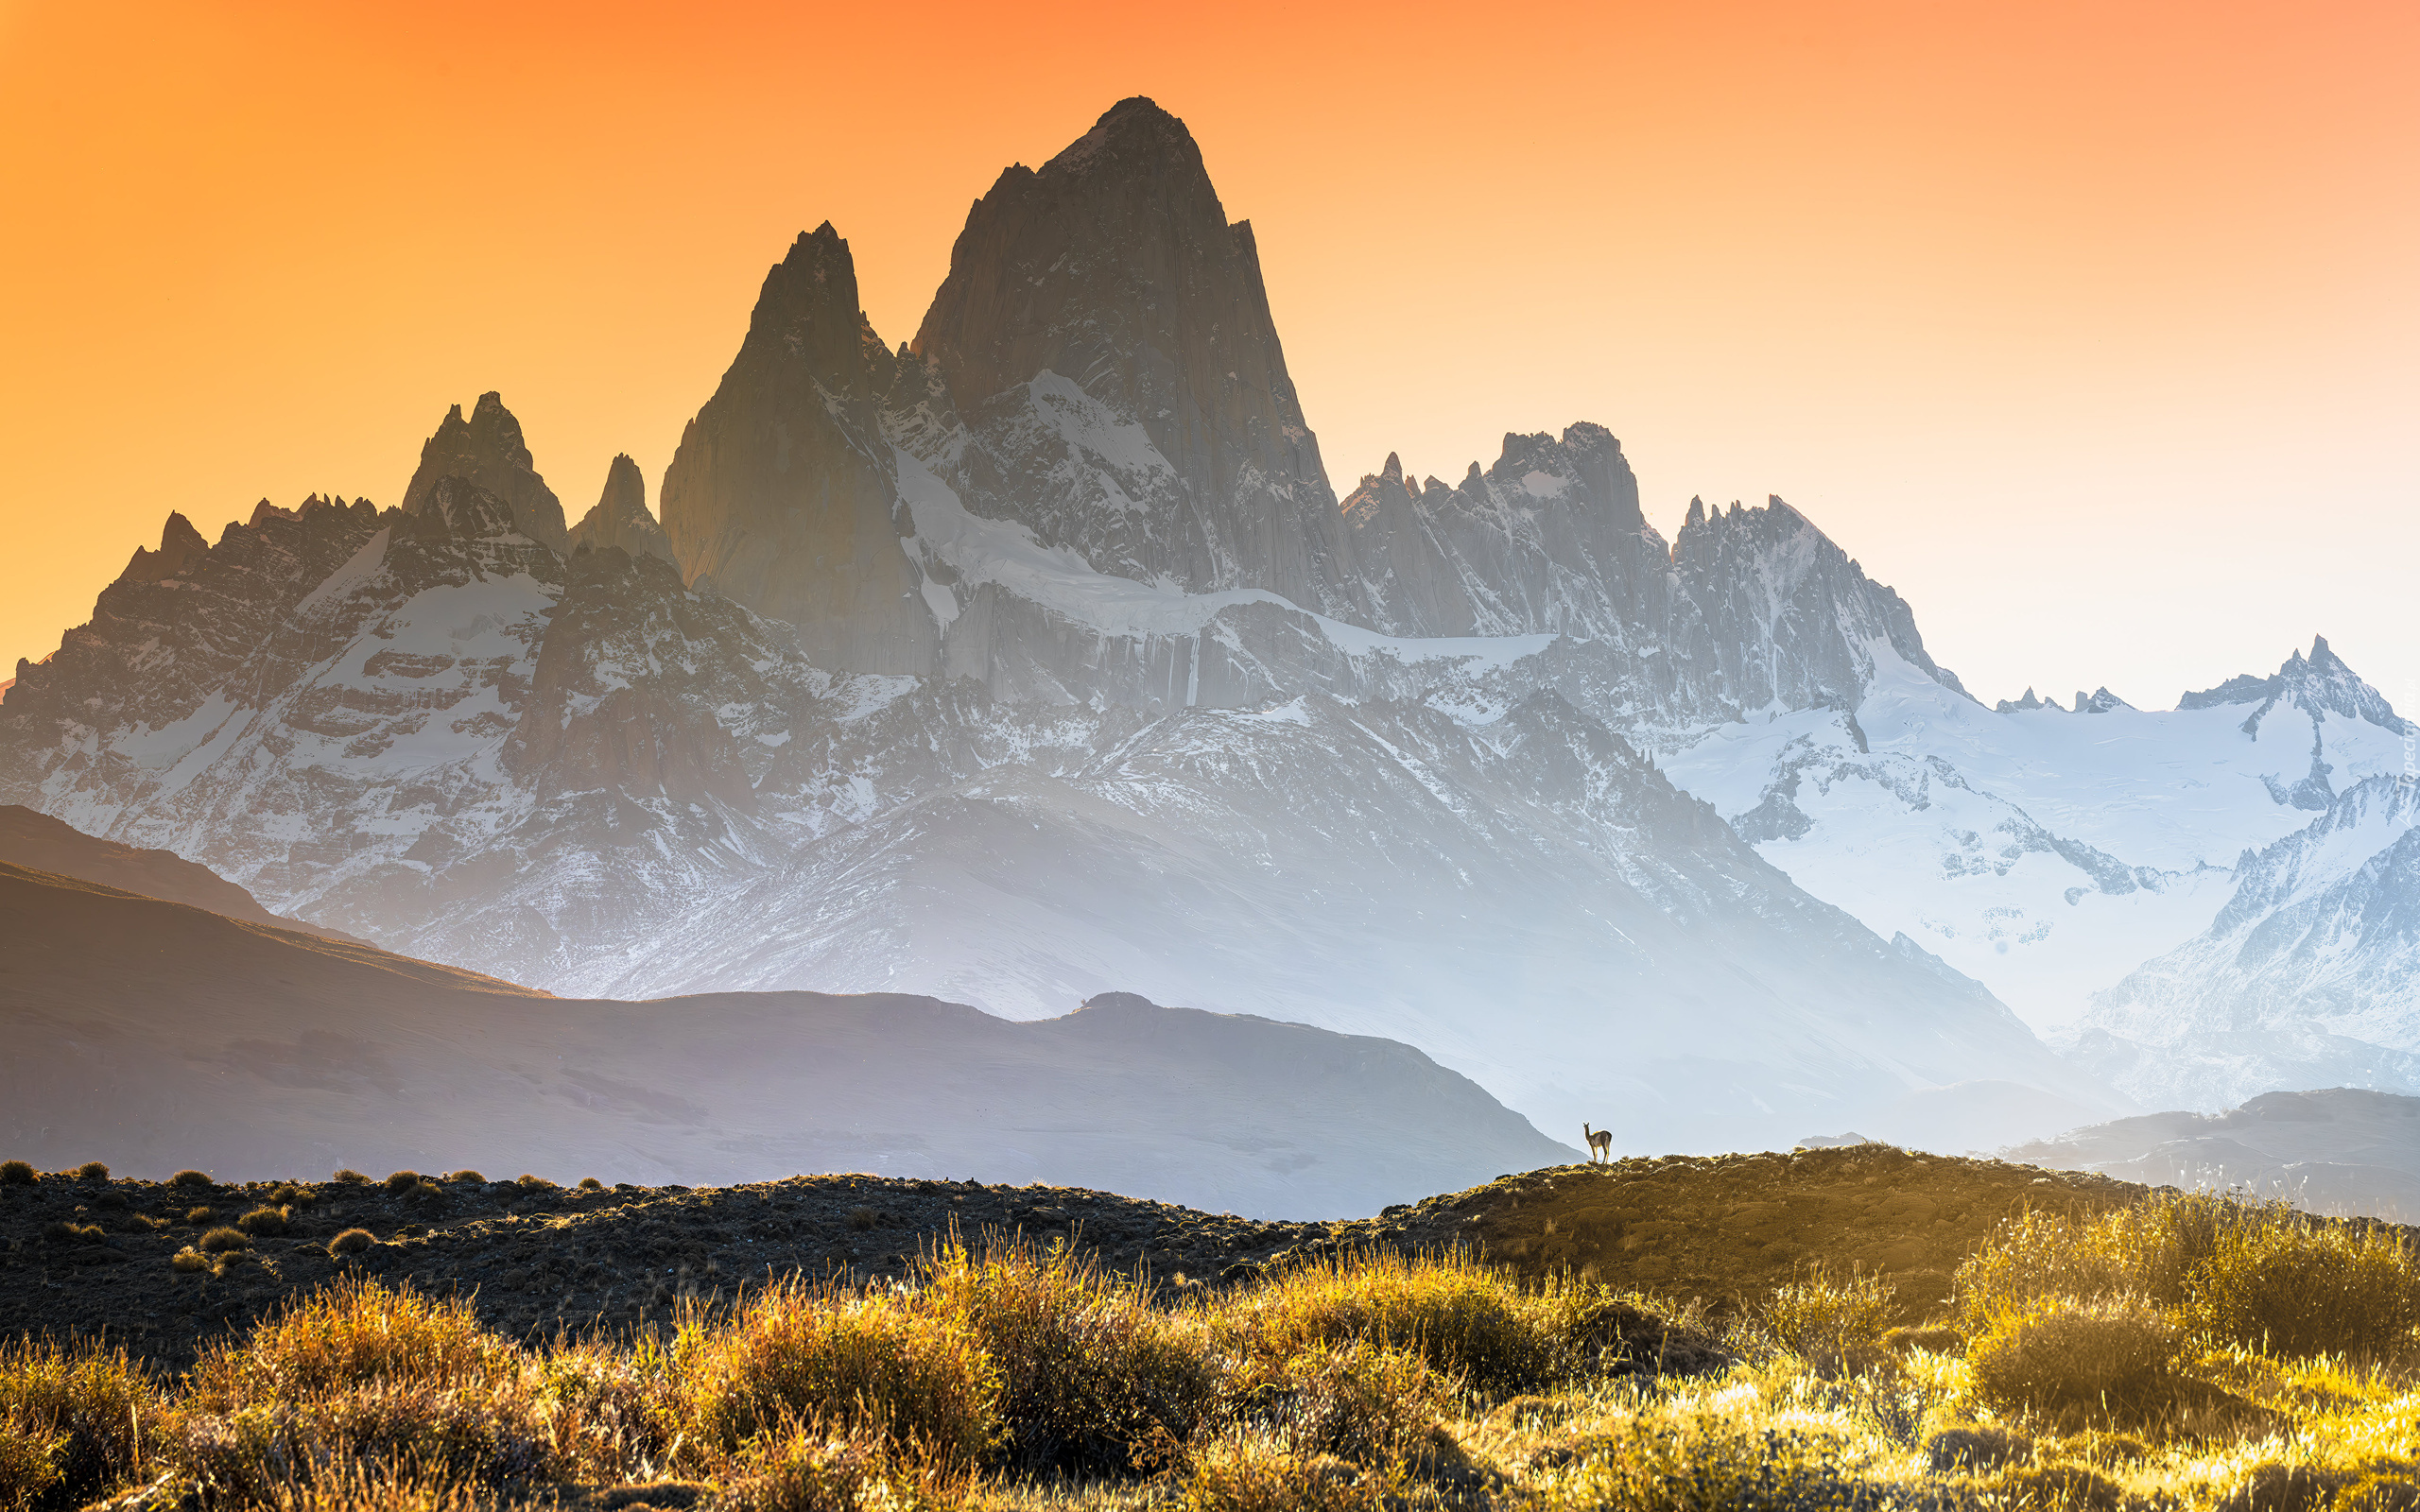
[[1042, 95, 1201, 179]]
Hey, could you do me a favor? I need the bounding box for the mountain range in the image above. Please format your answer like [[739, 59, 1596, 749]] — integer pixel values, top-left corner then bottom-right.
[[5, 96, 2412, 1164]]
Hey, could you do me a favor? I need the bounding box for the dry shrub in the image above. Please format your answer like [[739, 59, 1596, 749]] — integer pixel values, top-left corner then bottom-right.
[[188, 1278, 522, 1411], [71, 1163, 107, 1182], [0, 1162, 33, 1187], [262, 1464, 493, 1512], [169, 1171, 214, 1191], [1762, 1265, 1897, 1372], [670, 1278, 997, 1473], [0, 1337, 157, 1512], [199, 1227, 250, 1254], [717, 1419, 957, 1512], [172, 1248, 208, 1274], [1989, 1462, 2128, 1510], [328, 1229, 375, 1258], [1179, 1431, 1390, 1512], [331, 1171, 368, 1187], [168, 1280, 550, 1502], [1516, 1410, 1881, 1512], [42, 1224, 102, 1247], [1925, 1424, 2033, 1472], [441, 1173, 483, 1185], [1234, 1247, 1555, 1393], [236, 1207, 291, 1237], [919, 1235, 1218, 1474], [578, 1178, 604, 1193], [383, 1172, 421, 1196], [2184, 1217, 2420, 1359], [1231, 1339, 1455, 1470], [514, 1176, 554, 1192], [1966, 1296, 2187, 1428], [525, 1341, 676, 1483], [182, 1207, 215, 1228]]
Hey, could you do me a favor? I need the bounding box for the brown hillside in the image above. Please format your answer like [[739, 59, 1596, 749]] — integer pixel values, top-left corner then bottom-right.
[[0, 805, 359, 941], [0, 861, 1564, 1218]]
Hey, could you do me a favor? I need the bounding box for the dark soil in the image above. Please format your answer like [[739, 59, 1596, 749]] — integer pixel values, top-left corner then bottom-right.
[[0, 1145, 2177, 1369]]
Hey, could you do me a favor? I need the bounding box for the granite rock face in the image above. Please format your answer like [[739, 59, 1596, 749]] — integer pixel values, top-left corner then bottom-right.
[[402, 391, 568, 553], [567, 454, 675, 563], [910, 96, 1361, 619], [659, 226, 937, 676]]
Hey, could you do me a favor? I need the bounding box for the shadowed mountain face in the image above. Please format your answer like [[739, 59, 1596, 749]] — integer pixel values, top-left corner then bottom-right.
[[2010, 1089, 2420, 1221], [402, 392, 567, 554], [0, 862, 1568, 1217]]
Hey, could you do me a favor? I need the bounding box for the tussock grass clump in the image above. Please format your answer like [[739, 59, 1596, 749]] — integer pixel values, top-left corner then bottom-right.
[[383, 1171, 422, 1196], [70, 1163, 107, 1182], [670, 1278, 998, 1474], [168, 1170, 214, 1190], [514, 1175, 554, 1191], [0, 1337, 157, 1512], [1514, 1406, 1883, 1512], [717, 1420, 958, 1512], [41, 1224, 102, 1246], [920, 1235, 1218, 1474], [1179, 1431, 1390, 1512], [235, 1206, 290, 1237], [199, 1227, 250, 1254], [182, 1206, 215, 1228], [331, 1169, 368, 1186], [2185, 1216, 2420, 1359], [1231, 1247, 1560, 1394], [189, 1279, 521, 1409], [1966, 1295, 2188, 1428], [578, 1177, 605, 1193], [1761, 1264, 1897, 1373], [0, 1162, 32, 1186], [171, 1248, 208, 1274], [328, 1228, 374, 1257], [1231, 1339, 1456, 1470]]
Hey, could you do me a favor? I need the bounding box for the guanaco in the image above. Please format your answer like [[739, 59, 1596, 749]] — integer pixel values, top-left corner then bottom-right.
[[1582, 1123, 1613, 1163]]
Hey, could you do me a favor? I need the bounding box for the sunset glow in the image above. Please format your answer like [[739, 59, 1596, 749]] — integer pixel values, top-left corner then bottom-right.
[[2, 0, 2413, 705]]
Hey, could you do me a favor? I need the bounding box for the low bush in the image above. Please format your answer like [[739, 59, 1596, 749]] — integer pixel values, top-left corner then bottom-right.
[[1233, 1247, 1558, 1394], [919, 1236, 1219, 1474], [171, 1248, 208, 1274], [328, 1228, 375, 1257], [1515, 1409, 1890, 1512], [71, 1163, 107, 1182], [331, 1170, 368, 1186], [669, 1278, 998, 1473], [717, 1420, 956, 1512], [384, 1172, 422, 1195], [182, 1207, 214, 1228], [515, 1176, 554, 1191], [168, 1170, 213, 1190], [199, 1227, 250, 1254], [1924, 1423, 2033, 1472], [41, 1224, 102, 1247], [0, 1162, 33, 1187], [579, 1177, 605, 1193], [1762, 1265, 1897, 1373], [1966, 1295, 2187, 1428], [1232, 1339, 1455, 1470], [2183, 1217, 2420, 1359], [442, 1172, 484, 1185], [1179, 1432, 1388, 1512], [0, 1337, 157, 1512], [235, 1206, 290, 1237]]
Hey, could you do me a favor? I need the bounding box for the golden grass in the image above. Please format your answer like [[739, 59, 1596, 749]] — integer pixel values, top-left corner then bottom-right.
[[12, 1192, 2420, 1510]]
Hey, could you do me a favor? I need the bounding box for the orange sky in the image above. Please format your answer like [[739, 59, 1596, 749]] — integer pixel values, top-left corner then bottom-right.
[[3, 0, 2414, 709]]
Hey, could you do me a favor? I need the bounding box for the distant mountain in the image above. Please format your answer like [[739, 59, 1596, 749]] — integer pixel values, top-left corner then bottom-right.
[[2008, 1088, 2420, 1221], [0, 859, 1565, 1217], [21, 94, 2411, 1151]]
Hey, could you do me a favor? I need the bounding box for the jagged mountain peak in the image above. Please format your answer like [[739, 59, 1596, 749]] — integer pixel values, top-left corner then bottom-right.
[[401, 390, 567, 553], [120, 511, 210, 584], [2177, 635, 2409, 735], [568, 454, 675, 564], [1041, 96, 1202, 180]]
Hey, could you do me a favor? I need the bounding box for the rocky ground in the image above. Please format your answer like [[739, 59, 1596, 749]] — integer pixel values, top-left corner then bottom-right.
[[1, 1145, 2166, 1369]]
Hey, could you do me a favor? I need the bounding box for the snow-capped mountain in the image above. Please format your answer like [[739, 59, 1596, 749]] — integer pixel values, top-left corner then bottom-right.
[[8, 95, 2408, 1151]]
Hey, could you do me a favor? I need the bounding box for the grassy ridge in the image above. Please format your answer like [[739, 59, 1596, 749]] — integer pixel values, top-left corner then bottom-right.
[[10, 1186, 2420, 1509]]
